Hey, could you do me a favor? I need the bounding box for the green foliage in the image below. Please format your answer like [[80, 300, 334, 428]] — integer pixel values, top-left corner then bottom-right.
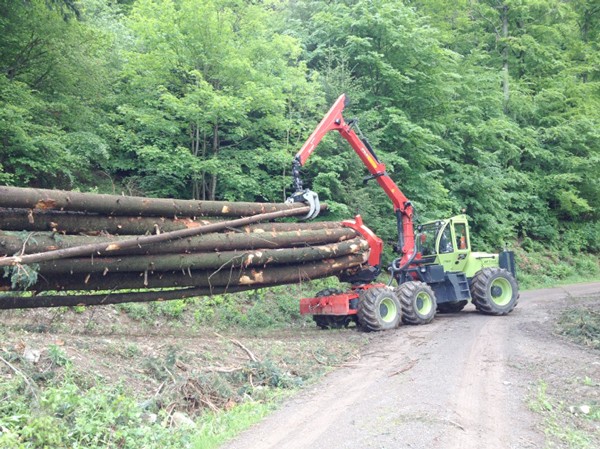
[[3, 264, 40, 290], [193, 287, 314, 330], [0, 375, 190, 449], [0, 0, 598, 259], [514, 245, 600, 289]]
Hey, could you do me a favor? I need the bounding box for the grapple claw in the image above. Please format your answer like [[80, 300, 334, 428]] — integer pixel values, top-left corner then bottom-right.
[[286, 189, 320, 220]]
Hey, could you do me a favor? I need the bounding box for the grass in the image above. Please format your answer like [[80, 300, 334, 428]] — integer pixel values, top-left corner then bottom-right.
[[192, 399, 279, 449]]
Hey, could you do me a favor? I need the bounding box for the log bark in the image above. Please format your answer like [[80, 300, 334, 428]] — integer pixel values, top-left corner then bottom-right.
[[0, 285, 267, 309], [0, 208, 219, 234], [34, 238, 368, 274], [0, 228, 356, 256], [0, 186, 324, 217], [0, 211, 341, 238], [8, 254, 367, 292], [0, 207, 311, 267]]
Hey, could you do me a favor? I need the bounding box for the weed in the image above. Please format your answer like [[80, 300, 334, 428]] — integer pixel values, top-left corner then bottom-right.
[[529, 380, 598, 449], [47, 345, 71, 368], [557, 307, 600, 350], [192, 400, 276, 449]]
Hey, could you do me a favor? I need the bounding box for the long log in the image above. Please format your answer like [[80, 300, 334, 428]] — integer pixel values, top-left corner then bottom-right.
[[0, 207, 312, 267], [0, 208, 217, 234], [0, 284, 270, 309], [0, 186, 324, 217], [9, 254, 367, 292], [34, 238, 368, 274], [0, 208, 341, 236], [0, 228, 356, 257]]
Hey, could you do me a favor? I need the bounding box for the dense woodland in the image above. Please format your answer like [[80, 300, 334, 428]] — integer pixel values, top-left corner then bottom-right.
[[1, 0, 599, 255]]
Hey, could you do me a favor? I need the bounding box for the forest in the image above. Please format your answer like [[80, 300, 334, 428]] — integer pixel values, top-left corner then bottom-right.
[[1, 0, 599, 259]]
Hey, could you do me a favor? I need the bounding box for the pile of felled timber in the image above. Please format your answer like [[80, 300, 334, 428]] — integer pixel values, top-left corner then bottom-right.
[[0, 186, 370, 309]]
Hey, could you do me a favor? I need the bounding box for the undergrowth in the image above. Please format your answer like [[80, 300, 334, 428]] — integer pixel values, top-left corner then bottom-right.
[[557, 307, 600, 350], [116, 278, 343, 330], [0, 314, 361, 449], [513, 245, 599, 290]]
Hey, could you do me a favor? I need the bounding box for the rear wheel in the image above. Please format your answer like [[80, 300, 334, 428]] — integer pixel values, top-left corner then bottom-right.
[[357, 287, 402, 332], [312, 288, 351, 329], [396, 281, 437, 325], [470, 268, 519, 315], [437, 300, 468, 314]]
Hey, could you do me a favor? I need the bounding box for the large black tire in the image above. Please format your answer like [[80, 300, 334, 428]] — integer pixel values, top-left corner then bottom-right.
[[357, 287, 402, 332], [437, 300, 468, 314], [470, 268, 519, 315], [396, 281, 437, 325], [312, 288, 352, 329]]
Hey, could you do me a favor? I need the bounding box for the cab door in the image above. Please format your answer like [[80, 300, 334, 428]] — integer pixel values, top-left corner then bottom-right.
[[436, 218, 470, 272]]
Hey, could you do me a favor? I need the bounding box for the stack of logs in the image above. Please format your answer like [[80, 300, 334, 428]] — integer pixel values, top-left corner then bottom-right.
[[0, 186, 370, 309]]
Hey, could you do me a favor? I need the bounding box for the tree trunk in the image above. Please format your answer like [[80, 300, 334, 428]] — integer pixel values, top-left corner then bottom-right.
[[34, 238, 368, 274], [0, 207, 311, 267], [501, 3, 510, 112], [0, 284, 265, 309], [0, 227, 356, 257], [0, 186, 320, 217], [6, 254, 367, 292], [0, 208, 222, 235]]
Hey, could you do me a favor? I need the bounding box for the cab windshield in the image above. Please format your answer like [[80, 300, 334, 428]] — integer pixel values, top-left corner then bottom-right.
[[416, 222, 443, 256]]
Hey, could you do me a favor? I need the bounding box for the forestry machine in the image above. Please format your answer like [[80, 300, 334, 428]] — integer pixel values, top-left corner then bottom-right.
[[287, 94, 519, 331]]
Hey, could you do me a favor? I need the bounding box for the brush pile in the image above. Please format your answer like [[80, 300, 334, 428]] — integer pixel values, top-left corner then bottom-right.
[[0, 186, 370, 309]]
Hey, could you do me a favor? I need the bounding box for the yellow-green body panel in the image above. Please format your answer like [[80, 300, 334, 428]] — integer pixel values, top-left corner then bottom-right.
[[418, 214, 502, 279]]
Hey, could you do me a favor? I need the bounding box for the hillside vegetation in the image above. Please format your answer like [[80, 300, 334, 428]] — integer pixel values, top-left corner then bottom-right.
[[1, 0, 599, 271]]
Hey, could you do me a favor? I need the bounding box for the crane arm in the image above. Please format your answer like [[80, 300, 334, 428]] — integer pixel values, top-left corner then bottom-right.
[[289, 94, 416, 267]]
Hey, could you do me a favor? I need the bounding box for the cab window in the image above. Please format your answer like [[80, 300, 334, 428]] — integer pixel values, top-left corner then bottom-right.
[[454, 223, 468, 250], [416, 222, 441, 256], [439, 225, 454, 254]]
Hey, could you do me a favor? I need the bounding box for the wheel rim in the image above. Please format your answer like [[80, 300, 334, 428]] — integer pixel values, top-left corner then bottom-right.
[[379, 297, 398, 323], [490, 277, 512, 306], [416, 291, 433, 316]]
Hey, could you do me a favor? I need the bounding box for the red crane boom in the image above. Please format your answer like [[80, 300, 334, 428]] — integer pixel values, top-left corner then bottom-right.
[[290, 94, 415, 267]]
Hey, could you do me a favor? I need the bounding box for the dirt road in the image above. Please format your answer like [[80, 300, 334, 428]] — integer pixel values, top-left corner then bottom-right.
[[222, 283, 600, 449]]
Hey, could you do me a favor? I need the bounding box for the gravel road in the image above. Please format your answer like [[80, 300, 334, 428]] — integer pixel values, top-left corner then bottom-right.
[[221, 282, 600, 449]]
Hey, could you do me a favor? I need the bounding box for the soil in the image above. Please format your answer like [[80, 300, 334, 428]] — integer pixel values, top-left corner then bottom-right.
[[220, 283, 600, 449]]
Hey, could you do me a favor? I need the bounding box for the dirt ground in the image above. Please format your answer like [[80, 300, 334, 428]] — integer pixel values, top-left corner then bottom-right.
[[220, 283, 600, 449]]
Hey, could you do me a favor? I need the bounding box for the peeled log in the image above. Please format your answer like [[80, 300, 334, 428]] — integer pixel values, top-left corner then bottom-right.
[[0, 228, 356, 257], [0, 186, 325, 217], [0, 285, 268, 309], [34, 238, 368, 274], [9, 254, 368, 292]]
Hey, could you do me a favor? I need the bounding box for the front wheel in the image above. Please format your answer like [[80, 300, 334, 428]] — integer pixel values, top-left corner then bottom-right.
[[396, 281, 437, 325], [357, 287, 402, 332], [470, 268, 519, 315]]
